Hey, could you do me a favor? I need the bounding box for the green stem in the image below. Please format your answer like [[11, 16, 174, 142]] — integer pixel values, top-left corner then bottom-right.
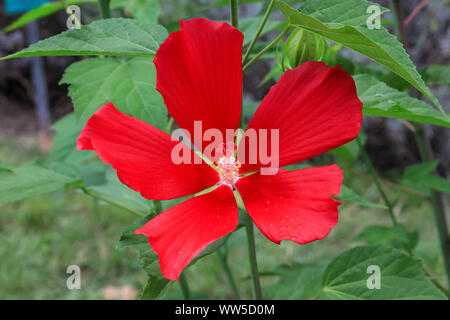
[[166, 117, 174, 134], [98, 0, 111, 19], [230, 0, 239, 28], [153, 199, 162, 214], [391, 0, 450, 290], [390, 0, 405, 44], [414, 124, 450, 290], [243, 26, 291, 72], [356, 136, 398, 226], [80, 186, 145, 217], [242, 0, 276, 64], [245, 221, 263, 299], [217, 249, 241, 299], [431, 277, 450, 298], [179, 273, 191, 300], [352, 170, 428, 199]]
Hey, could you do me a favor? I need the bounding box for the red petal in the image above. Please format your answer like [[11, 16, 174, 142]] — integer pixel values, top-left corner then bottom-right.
[[238, 62, 362, 174], [77, 103, 219, 200], [154, 18, 243, 150], [235, 165, 343, 244], [135, 185, 238, 280]]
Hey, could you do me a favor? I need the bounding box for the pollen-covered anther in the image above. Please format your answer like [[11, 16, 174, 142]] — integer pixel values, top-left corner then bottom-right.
[[217, 155, 241, 186]]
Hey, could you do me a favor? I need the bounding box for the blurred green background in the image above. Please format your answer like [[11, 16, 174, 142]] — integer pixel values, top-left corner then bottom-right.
[[0, 136, 445, 299], [0, 0, 448, 299]]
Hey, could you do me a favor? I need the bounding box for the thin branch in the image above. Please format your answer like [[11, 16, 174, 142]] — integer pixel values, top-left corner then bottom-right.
[[246, 221, 263, 299], [217, 249, 241, 299], [357, 137, 398, 226], [404, 0, 433, 27], [166, 117, 174, 134], [230, 0, 239, 28], [414, 124, 450, 291], [391, 0, 450, 291], [353, 171, 429, 200], [242, 0, 276, 64], [390, 0, 406, 45], [179, 273, 191, 300], [243, 26, 292, 72]]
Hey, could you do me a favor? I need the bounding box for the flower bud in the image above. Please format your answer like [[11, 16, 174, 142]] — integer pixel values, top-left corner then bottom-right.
[[282, 28, 326, 69]]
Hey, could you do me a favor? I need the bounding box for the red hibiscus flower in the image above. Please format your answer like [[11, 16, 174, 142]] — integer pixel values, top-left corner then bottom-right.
[[77, 18, 362, 280]]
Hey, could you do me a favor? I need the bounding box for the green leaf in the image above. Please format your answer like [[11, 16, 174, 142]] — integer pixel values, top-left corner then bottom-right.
[[50, 113, 111, 187], [0, 165, 14, 173], [277, 0, 444, 113], [138, 245, 170, 300], [320, 245, 445, 299], [139, 245, 163, 276], [354, 225, 419, 251], [335, 185, 387, 209], [0, 165, 77, 204], [420, 65, 450, 86], [403, 160, 439, 180], [111, 0, 160, 23], [50, 113, 84, 161], [122, 211, 236, 299], [379, 65, 450, 91], [140, 276, 170, 300], [335, 54, 388, 79], [354, 74, 450, 127], [190, 234, 232, 266], [267, 264, 326, 299], [380, 71, 412, 91], [2, 0, 94, 33], [400, 161, 450, 195], [1, 18, 168, 59], [44, 160, 83, 182], [136, 231, 234, 299], [328, 140, 360, 164], [116, 214, 153, 248], [60, 57, 168, 130], [72, 158, 109, 187], [88, 169, 154, 214], [420, 175, 450, 195]]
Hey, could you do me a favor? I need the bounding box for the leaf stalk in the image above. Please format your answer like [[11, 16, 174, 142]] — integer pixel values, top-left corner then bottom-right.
[[414, 124, 450, 290], [217, 249, 241, 299], [230, 0, 239, 28], [356, 136, 398, 226], [179, 272, 191, 300], [245, 221, 263, 299], [243, 25, 291, 72], [80, 186, 145, 217], [242, 0, 276, 64]]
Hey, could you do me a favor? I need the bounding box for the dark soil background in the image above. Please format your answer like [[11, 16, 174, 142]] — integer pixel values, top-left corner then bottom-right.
[[0, 0, 448, 175]]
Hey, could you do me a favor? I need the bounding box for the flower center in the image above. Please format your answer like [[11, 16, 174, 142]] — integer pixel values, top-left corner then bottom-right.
[[217, 155, 241, 185], [216, 142, 241, 186]]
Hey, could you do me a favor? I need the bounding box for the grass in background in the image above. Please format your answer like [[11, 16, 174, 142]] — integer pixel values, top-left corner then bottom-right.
[[0, 136, 445, 299]]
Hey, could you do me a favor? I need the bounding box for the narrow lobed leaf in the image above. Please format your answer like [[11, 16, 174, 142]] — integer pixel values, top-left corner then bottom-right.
[[1, 18, 168, 59], [277, 0, 444, 113], [354, 74, 450, 127], [321, 245, 446, 299], [0, 165, 78, 204], [60, 57, 168, 130]]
